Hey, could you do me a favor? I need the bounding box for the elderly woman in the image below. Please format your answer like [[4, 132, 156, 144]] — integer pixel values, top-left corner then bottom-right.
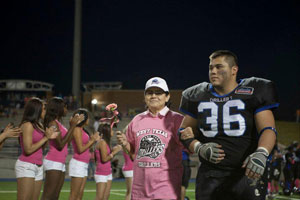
[[117, 77, 184, 200]]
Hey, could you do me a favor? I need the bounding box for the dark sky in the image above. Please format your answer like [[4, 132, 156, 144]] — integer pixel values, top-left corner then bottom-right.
[[2, 0, 300, 120]]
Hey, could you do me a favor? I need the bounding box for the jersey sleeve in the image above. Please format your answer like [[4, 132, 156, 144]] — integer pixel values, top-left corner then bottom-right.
[[254, 79, 279, 114], [179, 87, 200, 119]]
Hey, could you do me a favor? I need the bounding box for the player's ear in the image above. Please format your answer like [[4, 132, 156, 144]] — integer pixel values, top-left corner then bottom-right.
[[232, 65, 238, 76]]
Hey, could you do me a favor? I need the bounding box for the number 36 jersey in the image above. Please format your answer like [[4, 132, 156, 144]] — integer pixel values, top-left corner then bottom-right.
[[179, 77, 279, 170]]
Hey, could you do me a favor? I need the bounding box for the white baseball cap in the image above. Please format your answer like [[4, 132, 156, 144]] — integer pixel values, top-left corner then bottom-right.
[[145, 77, 169, 92]]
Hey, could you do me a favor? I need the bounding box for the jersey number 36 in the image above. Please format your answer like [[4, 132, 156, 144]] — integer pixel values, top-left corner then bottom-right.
[[198, 99, 246, 137]]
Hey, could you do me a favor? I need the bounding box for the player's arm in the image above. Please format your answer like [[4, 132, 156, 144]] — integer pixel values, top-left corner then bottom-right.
[[255, 110, 276, 153], [243, 109, 276, 179], [179, 115, 225, 164]]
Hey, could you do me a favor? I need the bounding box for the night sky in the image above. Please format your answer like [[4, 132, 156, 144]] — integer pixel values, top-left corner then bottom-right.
[[2, 0, 300, 120]]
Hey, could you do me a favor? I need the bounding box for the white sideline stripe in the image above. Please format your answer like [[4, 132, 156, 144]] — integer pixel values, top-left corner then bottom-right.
[[274, 196, 299, 200], [110, 192, 126, 196]]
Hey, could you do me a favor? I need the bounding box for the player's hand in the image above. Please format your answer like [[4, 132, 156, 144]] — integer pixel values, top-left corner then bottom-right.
[[194, 142, 225, 164], [116, 131, 128, 147], [242, 148, 268, 179], [179, 127, 194, 140]]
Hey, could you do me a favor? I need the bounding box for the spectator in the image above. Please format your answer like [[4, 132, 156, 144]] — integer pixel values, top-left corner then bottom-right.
[[117, 77, 184, 199]]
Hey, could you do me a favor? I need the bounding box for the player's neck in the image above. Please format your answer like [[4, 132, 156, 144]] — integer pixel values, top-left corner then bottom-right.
[[214, 81, 238, 96]]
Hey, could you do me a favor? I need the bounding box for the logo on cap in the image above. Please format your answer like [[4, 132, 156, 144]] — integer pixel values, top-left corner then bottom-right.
[[151, 79, 159, 85]]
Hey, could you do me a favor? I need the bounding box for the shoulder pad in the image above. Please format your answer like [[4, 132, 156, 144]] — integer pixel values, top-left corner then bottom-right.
[[182, 82, 210, 101], [242, 77, 272, 87]]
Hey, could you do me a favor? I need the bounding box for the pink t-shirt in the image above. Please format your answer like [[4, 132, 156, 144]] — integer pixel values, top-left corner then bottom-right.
[[45, 120, 68, 163], [126, 107, 184, 200], [19, 128, 44, 165], [122, 151, 133, 171], [95, 141, 112, 175], [71, 128, 90, 163]]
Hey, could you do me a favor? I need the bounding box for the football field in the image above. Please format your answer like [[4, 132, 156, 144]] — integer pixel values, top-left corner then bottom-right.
[[0, 179, 299, 200]]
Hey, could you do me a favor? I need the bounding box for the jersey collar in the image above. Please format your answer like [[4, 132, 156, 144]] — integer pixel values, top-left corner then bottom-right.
[[209, 79, 245, 97], [145, 106, 169, 117]]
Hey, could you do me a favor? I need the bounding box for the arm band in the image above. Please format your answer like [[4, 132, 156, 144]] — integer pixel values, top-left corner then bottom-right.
[[178, 127, 195, 149], [259, 127, 278, 136]]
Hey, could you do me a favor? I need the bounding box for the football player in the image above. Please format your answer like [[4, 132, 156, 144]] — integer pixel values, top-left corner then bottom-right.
[[179, 50, 279, 200]]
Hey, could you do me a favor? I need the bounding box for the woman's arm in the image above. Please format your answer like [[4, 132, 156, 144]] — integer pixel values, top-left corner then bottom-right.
[[53, 115, 84, 150], [116, 131, 134, 157], [73, 127, 99, 154], [99, 140, 111, 163], [22, 122, 49, 155], [99, 141, 122, 163]]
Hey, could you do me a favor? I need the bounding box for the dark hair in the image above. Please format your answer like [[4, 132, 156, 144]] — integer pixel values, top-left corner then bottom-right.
[[209, 50, 238, 67], [44, 97, 65, 128], [72, 108, 89, 127], [21, 97, 44, 130], [73, 108, 91, 136], [97, 123, 111, 145]]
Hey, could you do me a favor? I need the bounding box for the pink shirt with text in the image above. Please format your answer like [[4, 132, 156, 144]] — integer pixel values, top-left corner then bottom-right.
[[126, 107, 184, 200]]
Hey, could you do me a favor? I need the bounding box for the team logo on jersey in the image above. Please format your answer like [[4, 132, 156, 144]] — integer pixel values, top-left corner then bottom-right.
[[137, 135, 165, 159], [235, 87, 254, 95]]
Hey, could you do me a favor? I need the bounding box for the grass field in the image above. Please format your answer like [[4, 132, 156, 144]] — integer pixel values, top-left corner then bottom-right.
[[0, 179, 299, 200]]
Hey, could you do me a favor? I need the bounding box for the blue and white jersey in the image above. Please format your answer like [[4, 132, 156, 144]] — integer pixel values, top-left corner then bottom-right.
[[179, 77, 279, 170]]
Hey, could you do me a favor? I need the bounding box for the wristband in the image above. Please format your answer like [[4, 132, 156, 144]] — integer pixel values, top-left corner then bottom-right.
[[257, 147, 269, 156], [177, 127, 185, 136]]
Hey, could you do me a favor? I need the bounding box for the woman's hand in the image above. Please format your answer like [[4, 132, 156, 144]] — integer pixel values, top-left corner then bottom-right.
[[69, 114, 85, 127], [91, 132, 101, 142], [45, 126, 59, 139], [116, 131, 128, 147], [3, 123, 22, 138]]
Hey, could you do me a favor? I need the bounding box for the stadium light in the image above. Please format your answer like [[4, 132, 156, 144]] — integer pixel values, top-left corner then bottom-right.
[[91, 99, 98, 105]]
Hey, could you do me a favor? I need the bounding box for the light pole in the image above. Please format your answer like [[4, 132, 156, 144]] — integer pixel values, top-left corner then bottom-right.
[[72, 0, 82, 106]]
